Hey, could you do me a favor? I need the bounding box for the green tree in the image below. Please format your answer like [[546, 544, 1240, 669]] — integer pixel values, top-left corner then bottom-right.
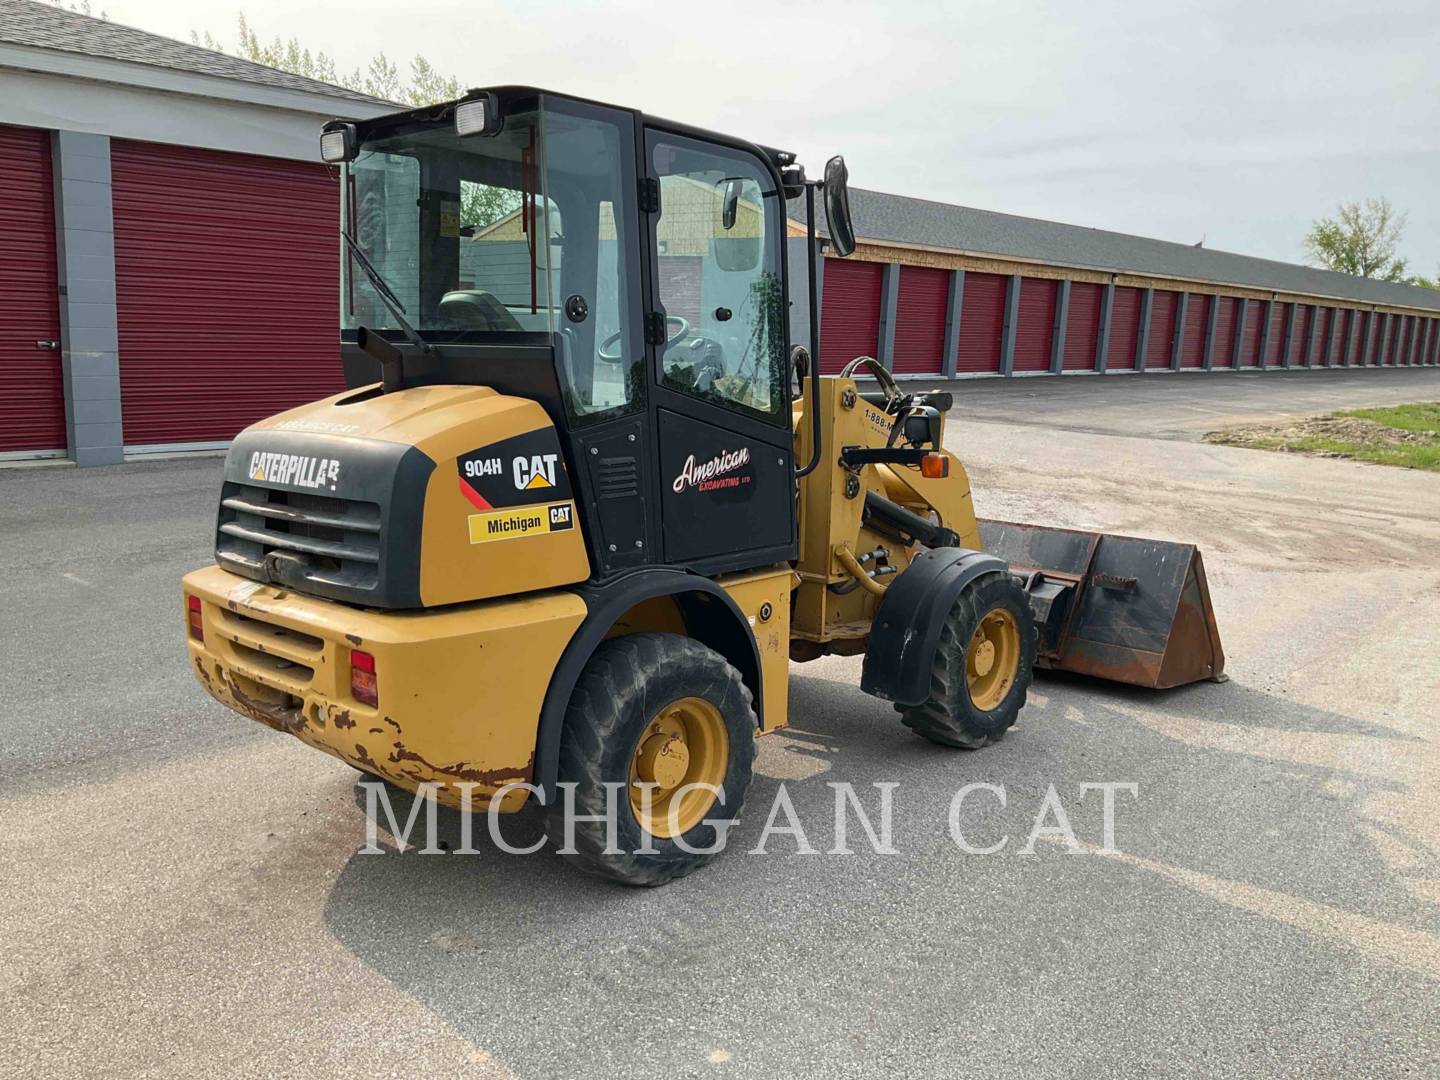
[[190, 15, 520, 226], [1303, 198, 1410, 282]]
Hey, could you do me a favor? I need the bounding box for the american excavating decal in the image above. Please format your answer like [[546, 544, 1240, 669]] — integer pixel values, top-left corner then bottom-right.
[[248, 451, 341, 491], [671, 446, 751, 494]]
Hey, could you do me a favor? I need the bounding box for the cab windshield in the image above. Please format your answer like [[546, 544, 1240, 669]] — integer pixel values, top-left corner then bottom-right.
[[341, 100, 645, 419]]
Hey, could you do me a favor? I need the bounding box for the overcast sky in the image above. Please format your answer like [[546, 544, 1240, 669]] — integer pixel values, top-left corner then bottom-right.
[[104, 0, 1440, 273]]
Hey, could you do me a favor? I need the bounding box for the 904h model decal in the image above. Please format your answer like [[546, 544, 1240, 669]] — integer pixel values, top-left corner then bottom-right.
[[457, 428, 574, 512], [458, 428, 577, 546]]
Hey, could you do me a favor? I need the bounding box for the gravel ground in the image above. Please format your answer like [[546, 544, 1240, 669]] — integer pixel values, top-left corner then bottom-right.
[[2, 370, 1438, 1078]]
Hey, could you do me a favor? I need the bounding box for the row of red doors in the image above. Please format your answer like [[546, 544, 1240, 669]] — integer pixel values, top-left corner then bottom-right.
[[817, 257, 1440, 376], [0, 124, 343, 454]]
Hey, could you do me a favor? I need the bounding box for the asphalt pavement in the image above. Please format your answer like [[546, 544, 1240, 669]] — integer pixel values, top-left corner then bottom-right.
[[2, 369, 1438, 1078]]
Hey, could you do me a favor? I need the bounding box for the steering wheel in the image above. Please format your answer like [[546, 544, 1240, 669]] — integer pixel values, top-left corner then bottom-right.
[[839, 355, 903, 410], [598, 315, 690, 362], [438, 290, 524, 332]]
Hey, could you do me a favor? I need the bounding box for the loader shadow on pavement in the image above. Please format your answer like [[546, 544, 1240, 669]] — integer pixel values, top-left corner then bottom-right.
[[319, 670, 1438, 1078]]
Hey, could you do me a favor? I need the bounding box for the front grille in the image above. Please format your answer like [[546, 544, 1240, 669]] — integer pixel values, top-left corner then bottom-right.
[[217, 483, 382, 592]]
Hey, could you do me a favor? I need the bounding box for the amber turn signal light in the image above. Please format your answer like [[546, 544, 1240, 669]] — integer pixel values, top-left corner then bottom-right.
[[920, 453, 950, 479]]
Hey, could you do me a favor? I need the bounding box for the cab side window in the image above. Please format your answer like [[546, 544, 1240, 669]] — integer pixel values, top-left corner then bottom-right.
[[650, 137, 786, 423]]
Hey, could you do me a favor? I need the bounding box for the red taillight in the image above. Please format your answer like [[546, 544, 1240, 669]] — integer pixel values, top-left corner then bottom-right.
[[350, 650, 378, 707], [186, 595, 204, 642]]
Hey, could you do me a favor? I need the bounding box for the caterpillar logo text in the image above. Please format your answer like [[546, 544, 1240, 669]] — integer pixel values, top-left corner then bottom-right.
[[467, 501, 575, 544], [247, 451, 340, 491], [514, 453, 560, 490]]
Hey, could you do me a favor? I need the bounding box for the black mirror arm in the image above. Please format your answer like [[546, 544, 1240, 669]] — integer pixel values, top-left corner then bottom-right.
[[795, 182, 824, 478]]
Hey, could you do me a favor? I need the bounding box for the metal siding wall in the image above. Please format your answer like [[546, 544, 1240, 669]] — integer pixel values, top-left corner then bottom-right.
[[0, 125, 66, 452], [1178, 293, 1207, 368], [1105, 286, 1142, 370], [1063, 281, 1103, 371], [1012, 277, 1058, 373], [1146, 290, 1180, 369], [1238, 302, 1263, 366], [819, 257, 883, 374], [954, 271, 1006, 374], [1210, 297, 1239, 368], [890, 264, 949, 374], [111, 140, 342, 444]]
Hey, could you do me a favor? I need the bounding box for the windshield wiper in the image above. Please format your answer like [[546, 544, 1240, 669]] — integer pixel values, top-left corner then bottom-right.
[[340, 229, 436, 359]]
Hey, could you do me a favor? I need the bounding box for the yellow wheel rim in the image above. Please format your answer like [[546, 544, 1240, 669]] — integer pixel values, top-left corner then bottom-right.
[[628, 696, 729, 838], [965, 608, 1021, 712]]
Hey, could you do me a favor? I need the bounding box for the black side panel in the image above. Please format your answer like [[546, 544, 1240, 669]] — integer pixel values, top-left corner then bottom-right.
[[573, 416, 651, 573], [861, 547, 1009, 706], [657, 407, 793, 565], [534, 570, 763, 800]]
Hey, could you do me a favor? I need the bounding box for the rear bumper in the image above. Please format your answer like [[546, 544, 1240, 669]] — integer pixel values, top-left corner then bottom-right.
[[182, 565, 586, 809]]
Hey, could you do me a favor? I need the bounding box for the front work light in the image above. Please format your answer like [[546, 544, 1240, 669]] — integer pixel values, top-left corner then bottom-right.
[[320, 123, 357, 163], [455, 93, 501, 137]]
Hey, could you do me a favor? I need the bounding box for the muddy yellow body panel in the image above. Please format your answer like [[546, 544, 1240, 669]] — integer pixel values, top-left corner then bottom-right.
[[184, 564, 585, 810]]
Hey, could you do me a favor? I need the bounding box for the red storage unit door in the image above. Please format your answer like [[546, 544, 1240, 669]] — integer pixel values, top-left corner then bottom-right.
[[1106, 286, 1142, 370], [1211, 297, 1238, 368], [0, 125, 65, 453], [1145, 290, 1180, 370], [890, 265, 948, 375], [111, 140, 342, 445], [1287, 305, 1311, 366], [1312, 307, 1331, 365], [1338, 310, 1356, 365], [1063, 282, 1103, 370], [1237, 301, 1262, 366], [819, 258, 883, 374], [1262, 304, 1285, 367], [1178, 293, 1207, 368], [1012, 277, 1057, 373], [954, 272, 1006, 373]]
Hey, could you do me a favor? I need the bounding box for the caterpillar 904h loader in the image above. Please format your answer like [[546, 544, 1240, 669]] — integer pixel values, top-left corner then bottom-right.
[[182, 87, 1224, 885]]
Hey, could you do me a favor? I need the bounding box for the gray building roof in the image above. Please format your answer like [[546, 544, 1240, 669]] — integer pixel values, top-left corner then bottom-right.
[[0, 0, 392, 107], [790, 187, 1440, 313]]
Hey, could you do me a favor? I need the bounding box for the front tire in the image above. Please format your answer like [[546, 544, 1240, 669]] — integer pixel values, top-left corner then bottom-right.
[[900, 572, 1036, 748], [549, 633, 757, 886]]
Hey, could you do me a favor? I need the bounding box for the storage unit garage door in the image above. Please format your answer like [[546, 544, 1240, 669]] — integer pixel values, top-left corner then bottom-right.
[[0, 125, 65, 454], [1178, 293, 1208, 369], [1211, 297, 1238, 368], [1238, 301, 1263, 367], [819, 257, 882, 375], [1012, 277, 1057, 373], [111, 140, 343, 446], [1063, 282, 1103, 371], [1312, 307, 1331, 365], [890, 265, 948, 375], [954, 272, 1006, 374], [1145, 290, 1180, 370], [1105, 286, 1142, 370], [1262, 304, 1285, 367]]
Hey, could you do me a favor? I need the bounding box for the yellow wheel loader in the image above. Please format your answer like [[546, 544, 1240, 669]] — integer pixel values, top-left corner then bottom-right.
[[182, 87, 1224, 885]]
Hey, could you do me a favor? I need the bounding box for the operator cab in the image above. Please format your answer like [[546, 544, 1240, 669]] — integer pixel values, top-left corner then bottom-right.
[[324, 87, 852, 580]]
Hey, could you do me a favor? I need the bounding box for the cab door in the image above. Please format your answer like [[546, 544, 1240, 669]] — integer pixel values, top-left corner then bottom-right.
[[642, 129, 797, 575]]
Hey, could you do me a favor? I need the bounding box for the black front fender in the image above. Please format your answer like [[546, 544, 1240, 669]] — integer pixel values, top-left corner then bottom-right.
[[860, 547, 1009, 706]]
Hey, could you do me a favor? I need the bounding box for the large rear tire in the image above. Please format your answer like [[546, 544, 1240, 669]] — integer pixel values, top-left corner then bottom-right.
[[899, 572, 1036, 749], [549, 633, 757, 886]]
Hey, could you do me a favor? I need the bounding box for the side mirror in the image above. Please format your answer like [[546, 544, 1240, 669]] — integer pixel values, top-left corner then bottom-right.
[[714, 177, 760, 272], [720, 178, 742, 230], [823, 155, 856, 258]]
